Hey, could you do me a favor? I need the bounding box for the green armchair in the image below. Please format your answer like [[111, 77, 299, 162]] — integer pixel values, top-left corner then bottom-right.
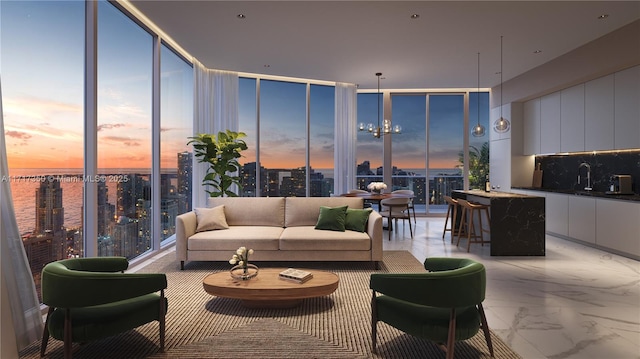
[[40, 257, 168, 359], [370, 257, 493, 359]]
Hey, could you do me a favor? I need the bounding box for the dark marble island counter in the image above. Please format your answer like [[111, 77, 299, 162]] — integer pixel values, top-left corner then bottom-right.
[[452, 190, 546, 256]]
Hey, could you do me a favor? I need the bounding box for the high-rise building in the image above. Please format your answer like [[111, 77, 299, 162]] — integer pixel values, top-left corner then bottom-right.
[[97, 181, 114, 237], [111, 216, 139, 259], [35, 179, 64, 236], [177, 151, 192, 212], [117, 174, 150, 218], [310, 170, 333, 197], [241, 162, 268, 197]]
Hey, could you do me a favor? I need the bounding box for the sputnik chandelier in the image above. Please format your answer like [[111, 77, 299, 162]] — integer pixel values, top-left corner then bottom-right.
[[358, 72, 401, 138]]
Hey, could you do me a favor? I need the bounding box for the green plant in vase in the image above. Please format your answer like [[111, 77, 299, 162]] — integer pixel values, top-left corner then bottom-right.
[[188, 130, 248, 197]]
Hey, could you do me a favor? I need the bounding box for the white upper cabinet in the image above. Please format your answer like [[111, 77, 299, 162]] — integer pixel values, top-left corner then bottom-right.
[[560, 84, 585, 152], [540, 91, 561, 154], [585, 74, 615, 151], [523, 98, 541, 155], [614, 65, 640, 149]]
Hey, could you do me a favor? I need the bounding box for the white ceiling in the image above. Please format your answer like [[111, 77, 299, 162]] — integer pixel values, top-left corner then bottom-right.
[[129, 1, 640, 90]]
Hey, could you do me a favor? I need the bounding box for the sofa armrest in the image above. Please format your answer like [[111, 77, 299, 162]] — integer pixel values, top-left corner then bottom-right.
[[367, 211, 383, 261], [176, 211, 197, 264]]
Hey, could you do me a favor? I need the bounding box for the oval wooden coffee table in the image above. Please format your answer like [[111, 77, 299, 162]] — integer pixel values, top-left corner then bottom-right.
[[203, 268, 339, 308]]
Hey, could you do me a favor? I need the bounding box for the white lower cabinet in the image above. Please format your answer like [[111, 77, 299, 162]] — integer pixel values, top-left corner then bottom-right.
[[596, 199, 640, 257], [510, 190, 639, 258], [546, 193, 568, 236], [568, 196, 596, 244]]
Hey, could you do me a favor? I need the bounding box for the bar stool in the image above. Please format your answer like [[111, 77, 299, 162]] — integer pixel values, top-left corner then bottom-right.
[[442, 196, 459, 243], [456, 199, 491, 252]]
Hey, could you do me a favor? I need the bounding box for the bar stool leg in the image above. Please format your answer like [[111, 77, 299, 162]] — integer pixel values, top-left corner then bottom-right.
[[456, 207, 467, 248], [450, 205, 457, 244], [442, 204, 451, 240], [466, 208, 476, 253], [482, 206, 491, 245]]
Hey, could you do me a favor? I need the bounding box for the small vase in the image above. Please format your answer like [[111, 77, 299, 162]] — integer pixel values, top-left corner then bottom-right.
[[230, 263, 259, 280]]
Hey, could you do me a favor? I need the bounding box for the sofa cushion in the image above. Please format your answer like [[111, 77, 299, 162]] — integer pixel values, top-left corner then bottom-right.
[[208, 197, 285, 227], [280, 227, 371, 251], [285, 197, 364, 227], [194, 205, 229, 232], [344, 208, 373, 232], [188, 226, 282, 251], [314, 205, 348, 231]]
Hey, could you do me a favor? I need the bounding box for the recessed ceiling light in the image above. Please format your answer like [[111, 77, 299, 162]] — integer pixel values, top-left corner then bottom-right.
[[533, 50, 542, 54], [264, 64, 270, 68], [597, 14, 609, 20], [237, 14, 246, 19], [410, 14, 420, 19]]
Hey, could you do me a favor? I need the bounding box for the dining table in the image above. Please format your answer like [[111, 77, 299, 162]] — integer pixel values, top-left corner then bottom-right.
[[340, 192, 393, 211], [340, 192, 414, 232]]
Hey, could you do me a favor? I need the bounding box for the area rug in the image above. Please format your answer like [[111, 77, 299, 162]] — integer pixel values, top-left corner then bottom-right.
[[20, 251, 521, 359]]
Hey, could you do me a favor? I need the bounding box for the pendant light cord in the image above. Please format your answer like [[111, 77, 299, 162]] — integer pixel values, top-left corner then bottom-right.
[[477, 52, 480, 126], [376, 73, 381, 128], [500, 35, 503, 119]]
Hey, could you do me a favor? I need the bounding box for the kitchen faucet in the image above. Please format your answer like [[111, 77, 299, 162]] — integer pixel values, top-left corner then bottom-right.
[[578, 162, 593, 191]]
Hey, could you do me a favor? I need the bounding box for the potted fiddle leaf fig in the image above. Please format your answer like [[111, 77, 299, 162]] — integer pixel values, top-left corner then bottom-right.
[[188, 130, 248, 197]]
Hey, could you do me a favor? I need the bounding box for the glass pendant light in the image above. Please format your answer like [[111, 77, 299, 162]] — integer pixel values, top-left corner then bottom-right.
[[472, 52, 486, 137], [494, 35, 510, 133]]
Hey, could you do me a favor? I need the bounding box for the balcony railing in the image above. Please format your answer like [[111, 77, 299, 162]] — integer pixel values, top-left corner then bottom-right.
[[356, 174, 464, 214]]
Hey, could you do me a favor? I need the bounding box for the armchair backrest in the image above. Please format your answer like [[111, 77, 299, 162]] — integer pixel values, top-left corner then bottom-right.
[[370, 257, 486, 308], [42, 257, 167, 309]]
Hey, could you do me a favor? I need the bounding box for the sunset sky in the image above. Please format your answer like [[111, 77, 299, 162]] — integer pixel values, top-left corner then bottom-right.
[[2, 1, 488, 174]]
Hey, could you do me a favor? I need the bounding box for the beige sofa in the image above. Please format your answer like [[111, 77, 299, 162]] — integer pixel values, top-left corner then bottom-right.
[[176, 196, 383, 270]]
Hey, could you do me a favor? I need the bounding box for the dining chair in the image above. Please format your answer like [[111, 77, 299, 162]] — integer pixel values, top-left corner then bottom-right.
[[391, 189, 416, 225], [379, 197, 413, 240], [348, 189, 373, 208]]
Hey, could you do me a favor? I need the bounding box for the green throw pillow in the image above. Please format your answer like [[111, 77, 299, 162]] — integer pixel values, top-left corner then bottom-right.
[[345, 208, 372, 232], [315, 205, 349, 231]]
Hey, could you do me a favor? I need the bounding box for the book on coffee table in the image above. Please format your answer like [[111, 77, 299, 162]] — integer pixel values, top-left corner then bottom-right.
[[279, 268, 313, 284]]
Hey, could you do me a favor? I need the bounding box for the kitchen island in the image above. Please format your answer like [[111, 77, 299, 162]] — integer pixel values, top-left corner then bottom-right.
[[452, 190, 546, 256]]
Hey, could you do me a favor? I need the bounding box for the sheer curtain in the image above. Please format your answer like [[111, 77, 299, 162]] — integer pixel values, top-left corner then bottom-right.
[[0, 77, 43, 352], [334, 82, 358, 195], [192, 59, 239, 208]]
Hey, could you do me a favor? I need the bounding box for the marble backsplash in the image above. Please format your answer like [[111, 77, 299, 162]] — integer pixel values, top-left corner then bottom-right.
[[535, 150, 640, 194]]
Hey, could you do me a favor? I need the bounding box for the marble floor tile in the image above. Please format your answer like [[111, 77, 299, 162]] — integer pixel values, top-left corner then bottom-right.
[[384, 217, 640, 359]]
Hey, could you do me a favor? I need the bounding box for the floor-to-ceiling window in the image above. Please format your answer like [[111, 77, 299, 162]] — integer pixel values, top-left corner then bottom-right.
[[391, 94, 427, 212], [259, 80, 307, 197], [97, 1, 153, 259], [2, 0, 85, 300], [357, 91, 489, 215], [427, 94, 465, 213], [309, 84, 335, 196], [238, 77, 335, 197], [238, 77, 258, 196], [469, 92, 490, 190], [356, 93, 384, 189], [160, 45, 193, 244]]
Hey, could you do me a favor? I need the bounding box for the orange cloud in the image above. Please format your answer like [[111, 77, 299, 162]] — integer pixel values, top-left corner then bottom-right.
[[5, 130, 32, 140]]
